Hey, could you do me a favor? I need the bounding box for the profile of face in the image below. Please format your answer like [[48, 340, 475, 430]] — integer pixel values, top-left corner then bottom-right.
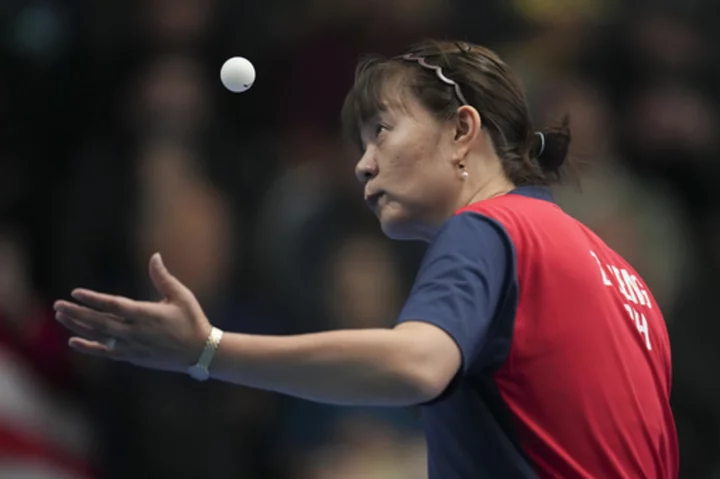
[[354, 91, 474, 241]]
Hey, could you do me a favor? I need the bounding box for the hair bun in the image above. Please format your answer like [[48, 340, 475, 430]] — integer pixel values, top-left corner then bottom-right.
[[534, 116, 571, 173]]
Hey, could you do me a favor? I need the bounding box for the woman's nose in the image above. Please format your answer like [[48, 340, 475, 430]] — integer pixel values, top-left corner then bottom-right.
[[355, 150, 378, 184]]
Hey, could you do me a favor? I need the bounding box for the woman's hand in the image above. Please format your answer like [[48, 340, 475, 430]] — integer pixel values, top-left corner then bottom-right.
[[54, 253, 212, 373]]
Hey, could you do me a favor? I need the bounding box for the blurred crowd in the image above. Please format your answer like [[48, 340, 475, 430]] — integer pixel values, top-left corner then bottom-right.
[[1, 0, 719, 478]]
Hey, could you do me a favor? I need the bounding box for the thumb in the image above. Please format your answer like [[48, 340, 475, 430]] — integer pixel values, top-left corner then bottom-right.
[[149, 253, 186, 300]]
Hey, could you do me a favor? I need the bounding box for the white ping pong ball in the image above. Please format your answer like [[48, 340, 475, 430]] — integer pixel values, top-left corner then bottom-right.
[[220, 57, 255, 93]]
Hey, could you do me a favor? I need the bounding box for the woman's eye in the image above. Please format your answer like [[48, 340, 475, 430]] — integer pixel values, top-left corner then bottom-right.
[[375, 124, 388, 136]]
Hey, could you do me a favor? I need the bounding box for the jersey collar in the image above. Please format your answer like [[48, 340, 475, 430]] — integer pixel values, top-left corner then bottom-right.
[[509, 185, 555, 202]]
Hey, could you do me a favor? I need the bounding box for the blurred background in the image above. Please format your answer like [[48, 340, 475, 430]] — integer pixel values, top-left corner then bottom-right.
[[0, 0, 718, 477]]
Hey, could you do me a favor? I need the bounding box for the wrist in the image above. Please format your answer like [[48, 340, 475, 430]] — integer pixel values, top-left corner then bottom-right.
[[188, 326, 224, 381]]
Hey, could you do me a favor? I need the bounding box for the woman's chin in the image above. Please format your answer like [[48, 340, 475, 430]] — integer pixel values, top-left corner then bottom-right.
[[378, 208, 419, 241]]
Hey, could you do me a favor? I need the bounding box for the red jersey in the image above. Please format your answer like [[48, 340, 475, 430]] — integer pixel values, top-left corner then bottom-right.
[[398, 186, 678, 478]]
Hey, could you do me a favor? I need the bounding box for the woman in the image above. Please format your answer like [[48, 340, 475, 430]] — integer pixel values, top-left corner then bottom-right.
[[54, 40, 678, 478]]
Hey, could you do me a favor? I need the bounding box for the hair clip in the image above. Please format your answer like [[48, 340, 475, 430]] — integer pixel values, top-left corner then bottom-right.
[[455, 41, 472, 54], [535, 131, 546, 157]]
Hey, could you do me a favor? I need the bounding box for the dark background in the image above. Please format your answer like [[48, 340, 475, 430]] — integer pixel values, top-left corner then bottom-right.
[[1, 1, 719, 477]]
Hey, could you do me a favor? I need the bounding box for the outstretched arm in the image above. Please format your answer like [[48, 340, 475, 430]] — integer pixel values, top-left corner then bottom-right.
[[211, 322, 459, 406], [54, 254, 461, 407]]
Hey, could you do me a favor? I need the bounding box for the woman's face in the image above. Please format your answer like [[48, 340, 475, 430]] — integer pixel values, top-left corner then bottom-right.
[[355, 91, 462, 241]]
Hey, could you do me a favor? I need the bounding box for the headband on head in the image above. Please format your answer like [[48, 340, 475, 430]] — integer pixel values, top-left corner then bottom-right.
[[400, 53, 469, 106]]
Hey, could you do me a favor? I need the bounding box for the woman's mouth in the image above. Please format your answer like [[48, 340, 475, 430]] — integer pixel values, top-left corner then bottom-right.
[[364, 192, 384, 212]]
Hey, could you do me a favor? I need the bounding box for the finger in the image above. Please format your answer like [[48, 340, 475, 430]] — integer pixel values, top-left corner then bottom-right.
[[56, 312, 123, 345], [54, 301, 130, 337], [56, 311, 99, 337], [68, 337, 124, 359], [69, 289, 140, 318], [149, 253, 188, 300], [55, 300, 129, 325]]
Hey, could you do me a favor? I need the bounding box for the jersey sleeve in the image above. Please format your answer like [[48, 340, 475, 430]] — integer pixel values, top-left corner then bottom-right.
[[397, 212, 514, 375]]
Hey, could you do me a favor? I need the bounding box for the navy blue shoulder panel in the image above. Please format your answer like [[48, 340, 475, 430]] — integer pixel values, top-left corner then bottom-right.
[[396, 211, 516, 376], [399, 211, 538, 477]]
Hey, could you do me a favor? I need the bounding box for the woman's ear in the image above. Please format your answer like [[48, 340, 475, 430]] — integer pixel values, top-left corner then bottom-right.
[[454, 105, 482, 155]]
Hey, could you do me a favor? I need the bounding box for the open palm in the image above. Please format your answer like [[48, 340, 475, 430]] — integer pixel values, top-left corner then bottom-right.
[[54, 253, 212, 373]]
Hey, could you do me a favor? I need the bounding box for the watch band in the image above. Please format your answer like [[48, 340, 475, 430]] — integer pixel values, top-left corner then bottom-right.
[[188, 327, 224, 381]]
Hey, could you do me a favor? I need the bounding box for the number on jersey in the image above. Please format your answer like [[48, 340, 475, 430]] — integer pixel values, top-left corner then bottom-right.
[[590, 250, 653, 351], [624, 304, 652, 351]]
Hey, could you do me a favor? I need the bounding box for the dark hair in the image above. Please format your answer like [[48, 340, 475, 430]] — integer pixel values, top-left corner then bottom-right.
[[341, 39, 572, 186]]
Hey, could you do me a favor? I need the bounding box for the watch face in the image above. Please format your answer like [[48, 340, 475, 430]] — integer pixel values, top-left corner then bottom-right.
[[188, 365, 210, 381]]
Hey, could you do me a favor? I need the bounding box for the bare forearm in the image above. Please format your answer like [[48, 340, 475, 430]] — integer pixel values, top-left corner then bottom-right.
[[210, 328, 434, 406]]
